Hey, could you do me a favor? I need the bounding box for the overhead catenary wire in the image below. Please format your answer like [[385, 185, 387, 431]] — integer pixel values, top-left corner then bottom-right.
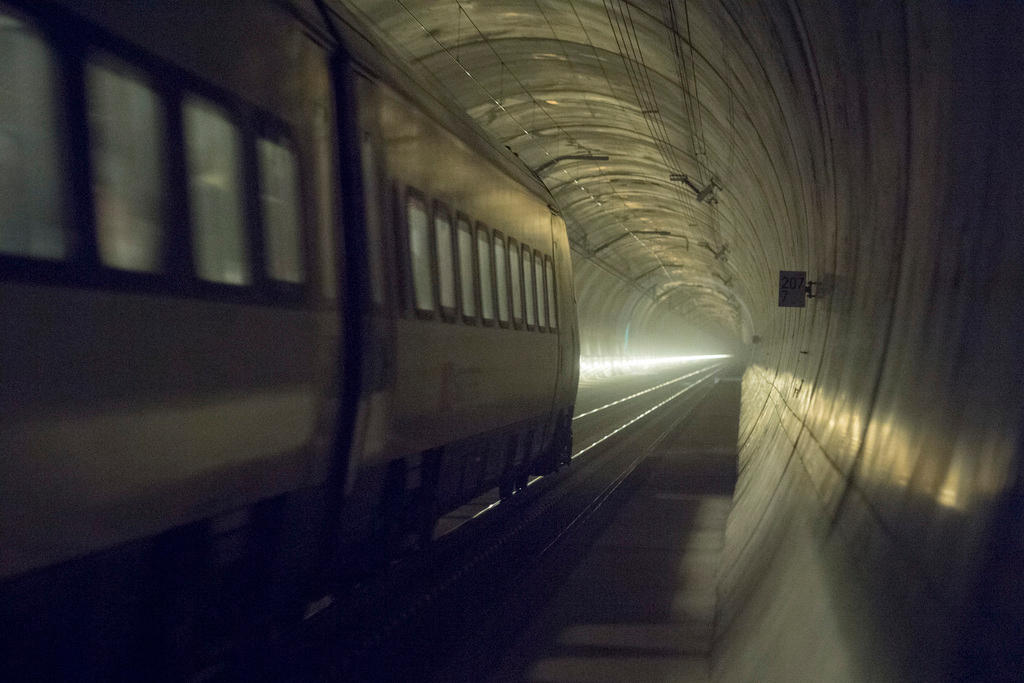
[[602, 0, 697, 283], [568, 0, 737, 325], [365, 0, 723, 323], [396, 0, 672, 293], [667, 0, 707, 185], [525, 0, 675, 281], [682, 0, 712, 183]]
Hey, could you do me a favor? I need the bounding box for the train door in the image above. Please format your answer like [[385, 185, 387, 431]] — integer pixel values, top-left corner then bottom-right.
[[348, 70, 396, 472], [327, 56, 403, 554]]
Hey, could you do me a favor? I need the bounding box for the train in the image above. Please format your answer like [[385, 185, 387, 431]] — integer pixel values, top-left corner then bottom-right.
[[0, 0, 579, 677]]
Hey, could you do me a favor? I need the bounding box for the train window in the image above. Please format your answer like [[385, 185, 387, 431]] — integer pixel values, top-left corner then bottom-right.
[[405, 190, 433, 313], [534, 250, 547, 330], [493, 231, 509, 325], [434, 205, 456, 314], [545, 256, 558, 329], [476, 224, 494, 322], [183, 97, 250, 284], [456, 216, 475, 318], [508, 239, 523, 326], [257, 138, 305, 283], [0, 12, 66, 260], [87, 60, 166, 273], [522, 243, 536, 327]]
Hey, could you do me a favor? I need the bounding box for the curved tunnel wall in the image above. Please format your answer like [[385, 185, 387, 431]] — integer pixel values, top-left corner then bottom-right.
[[706, 3, 1024, 681], [566, 2, 1024, 679]]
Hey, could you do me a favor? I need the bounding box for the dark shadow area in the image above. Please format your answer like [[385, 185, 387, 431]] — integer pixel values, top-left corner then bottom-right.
[[474, 377, 740, 682]]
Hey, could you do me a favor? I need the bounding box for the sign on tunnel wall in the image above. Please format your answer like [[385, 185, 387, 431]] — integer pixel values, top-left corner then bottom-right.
[[778, 271, 806, 307]]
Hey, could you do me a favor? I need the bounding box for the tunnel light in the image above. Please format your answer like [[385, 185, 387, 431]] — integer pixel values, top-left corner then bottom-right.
[[580, 354, 730, 378]]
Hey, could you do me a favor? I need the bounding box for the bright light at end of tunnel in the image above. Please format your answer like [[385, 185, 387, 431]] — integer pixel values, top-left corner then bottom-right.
[[580, 354, 731, 378]]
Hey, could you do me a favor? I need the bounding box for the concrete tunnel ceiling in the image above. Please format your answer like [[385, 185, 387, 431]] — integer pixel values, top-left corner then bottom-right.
[[338, 0, 766, 354], [337, 1, 1024, 678]]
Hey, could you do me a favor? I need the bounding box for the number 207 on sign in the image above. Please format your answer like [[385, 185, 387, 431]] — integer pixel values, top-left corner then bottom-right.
[[779, 270, 806, 307]]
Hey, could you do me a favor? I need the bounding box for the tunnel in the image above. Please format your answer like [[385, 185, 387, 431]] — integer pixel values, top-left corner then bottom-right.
[[335, 1, 1024, 680]]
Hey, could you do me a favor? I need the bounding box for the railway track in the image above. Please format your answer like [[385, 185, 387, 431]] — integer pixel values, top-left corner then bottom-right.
[[253, 362, 725, 681]]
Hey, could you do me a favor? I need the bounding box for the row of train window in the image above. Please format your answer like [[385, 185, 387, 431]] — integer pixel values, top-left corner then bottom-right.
[[403, 190, 559, 332], [0, 8, 306, 289]]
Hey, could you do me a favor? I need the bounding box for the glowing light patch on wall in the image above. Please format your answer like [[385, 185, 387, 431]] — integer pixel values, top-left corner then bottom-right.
[[580, 354, 731, 378]]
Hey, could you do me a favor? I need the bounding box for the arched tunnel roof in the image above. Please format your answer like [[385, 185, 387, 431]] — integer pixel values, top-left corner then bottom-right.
[[337, 0, 769, 346]]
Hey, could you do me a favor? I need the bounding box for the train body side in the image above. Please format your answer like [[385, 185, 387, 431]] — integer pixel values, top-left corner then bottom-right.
[[336, 54, 579, 542], [0, 0, 340, 581], [359, 77, 558, 455]]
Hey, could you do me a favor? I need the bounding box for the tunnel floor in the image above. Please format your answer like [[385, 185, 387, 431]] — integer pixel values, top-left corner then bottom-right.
[[299, 366, 740, 681], [443, 375, 740, 682]]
